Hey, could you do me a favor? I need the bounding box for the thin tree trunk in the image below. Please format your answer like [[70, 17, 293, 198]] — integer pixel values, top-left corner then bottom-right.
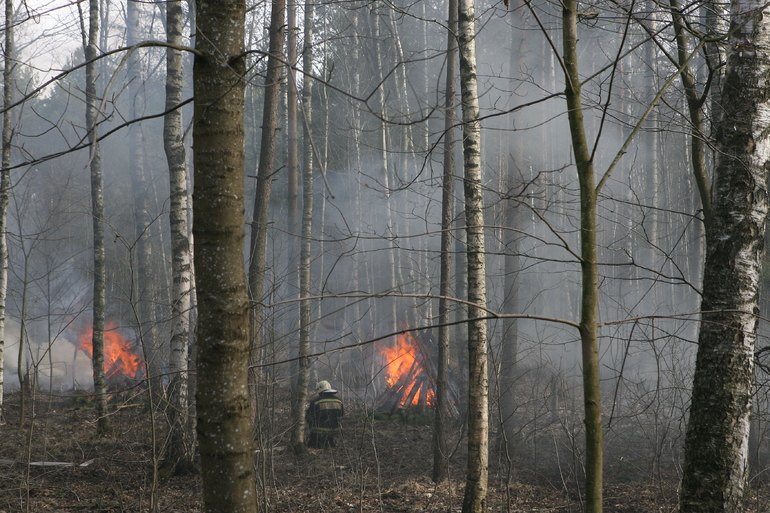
[[371, 8, 399, 336], [433, 0, 457, 483], [680, 0, 770, 509], [0, 0, 12, 425], [347, 5, 363, 331], [161, 0, 194, 475], [86, 0, 110, 435], [289, 0, 314, 452], [249, 0, 285, 423], [500, 0, 526, 474], [192, 0, 256, 509], [16, 245, 29, 426], [458, 0, 489, 511], [126, 0, 163, 405], [562, 2, 602, 511], [286, 0, 299, 298], [669, 0, 711, 223]]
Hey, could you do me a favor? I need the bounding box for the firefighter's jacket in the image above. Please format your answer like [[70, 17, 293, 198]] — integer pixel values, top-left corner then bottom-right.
[[306, 392, 344, 435]]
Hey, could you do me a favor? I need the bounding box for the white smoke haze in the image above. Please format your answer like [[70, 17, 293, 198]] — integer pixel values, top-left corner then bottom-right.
[[3, 319, 95, 392]]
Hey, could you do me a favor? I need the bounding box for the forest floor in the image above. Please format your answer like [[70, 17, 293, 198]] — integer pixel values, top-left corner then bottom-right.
[[0, 390, 768, 512]]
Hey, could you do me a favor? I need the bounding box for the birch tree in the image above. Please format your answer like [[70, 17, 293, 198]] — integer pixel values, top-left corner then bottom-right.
[[0, 0, 12, 424], [161, 0, 194, 475], [679, 0, 770, 509], [291, 0, 315, 453], [192, 0, 257, 508], [287, 0, 304, 450], [85, 0, 110, 435], [458, 0, 489, 510]]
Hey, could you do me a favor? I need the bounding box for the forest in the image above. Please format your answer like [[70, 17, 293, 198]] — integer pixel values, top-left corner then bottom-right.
[[1, 0, 770, 511]]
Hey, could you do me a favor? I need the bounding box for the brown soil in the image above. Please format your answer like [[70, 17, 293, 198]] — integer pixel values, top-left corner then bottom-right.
[[0, 390, 763, 512]]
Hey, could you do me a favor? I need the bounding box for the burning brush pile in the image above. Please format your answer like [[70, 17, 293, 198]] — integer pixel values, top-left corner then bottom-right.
[[77, 322, 144, 388], [377, 329, 460, 415]]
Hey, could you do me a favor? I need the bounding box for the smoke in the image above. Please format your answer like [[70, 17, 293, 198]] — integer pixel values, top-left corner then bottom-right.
[[3, 319, 95, 392]]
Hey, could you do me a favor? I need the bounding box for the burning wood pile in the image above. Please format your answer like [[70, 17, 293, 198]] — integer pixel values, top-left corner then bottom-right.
[[77, 322, 144, 387], [377, 329, 460, 416]]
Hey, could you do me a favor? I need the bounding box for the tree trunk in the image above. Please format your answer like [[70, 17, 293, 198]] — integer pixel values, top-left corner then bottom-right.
[[0, 0, 12, 425], [669, 0, 711, 224], [161, 0, 194, 475], [85, 0, 110, 435], [192, 0, 257, 509], [433, 0, 457, 484], [289, 0, 314, 452], [562, 2, 602, 511], [127, 0, 163, 406], [371, 7, 399, 337], [248, 0, 284, 426], [458, 0, 489, 511], [500, 0, 526, 474], [679, 0, 770, 509], [286, 0, 299, 298]]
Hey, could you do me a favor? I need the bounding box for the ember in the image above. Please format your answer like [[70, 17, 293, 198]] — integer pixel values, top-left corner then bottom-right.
[[77, 322, 144, 382]]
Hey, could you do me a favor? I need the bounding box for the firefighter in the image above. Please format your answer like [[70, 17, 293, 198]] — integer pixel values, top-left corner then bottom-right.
[[306, 380, 344, 448]]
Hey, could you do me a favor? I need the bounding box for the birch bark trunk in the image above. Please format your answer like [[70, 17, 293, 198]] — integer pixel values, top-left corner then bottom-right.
[[161, 0, 194, 474], [458, 0, 489, 510], [85, 0, 110, 434], [680, 0, 770, 509], [286, 0, 299, 297], [290, 0, 314, 452], [0, 0, 11, 424]]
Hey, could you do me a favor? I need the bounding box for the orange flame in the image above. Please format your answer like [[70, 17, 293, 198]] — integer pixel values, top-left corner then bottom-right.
[[78, 322, 143, 380], [380, 331, 434, 407]]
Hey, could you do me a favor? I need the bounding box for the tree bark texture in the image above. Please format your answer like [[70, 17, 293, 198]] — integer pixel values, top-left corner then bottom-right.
[[86, 0, 110, 435], [162, 0, 194, 473], [458, 0, 489, 511], [0, 0, 12, 424], [127, 0, 163, 404], [293, 0, 315, 453], [500, 0, 526, 470], [680, 0, 770, 510], [669, 0, 712, 223], [192, 0, 257, 510], [248, 0, 284, 417], [433, 0, 457, 484], [286, 0, 299, 297], [562, 2, 603, 511], [287, 0, 305, 450]]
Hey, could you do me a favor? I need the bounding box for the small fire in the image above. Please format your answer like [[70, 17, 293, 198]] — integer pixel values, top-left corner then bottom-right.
[[78, 322, 143, 380], [380, 331, 435, 407]]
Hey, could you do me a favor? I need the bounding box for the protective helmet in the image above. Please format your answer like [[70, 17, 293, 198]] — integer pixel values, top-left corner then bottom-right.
[[316, 380, 333, 393]]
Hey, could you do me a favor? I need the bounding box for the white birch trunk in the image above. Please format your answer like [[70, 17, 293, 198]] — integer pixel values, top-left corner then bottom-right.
[[0, 0, 12, 424], [86, 0, 110, 434], [680, 0, 770, 509], [458, 0, 489, 510], [162, 0, 194, 473]]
